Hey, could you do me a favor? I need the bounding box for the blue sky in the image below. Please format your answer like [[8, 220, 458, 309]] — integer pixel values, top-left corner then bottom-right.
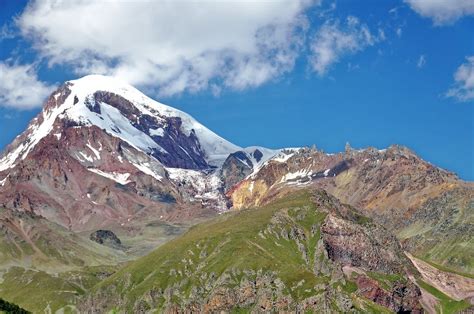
[[0, 0, 473, 180]]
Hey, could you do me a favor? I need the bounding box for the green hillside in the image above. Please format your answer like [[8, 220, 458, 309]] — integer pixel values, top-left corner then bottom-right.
[[82, 190, 422, 313], [1, 190, 471, 313]]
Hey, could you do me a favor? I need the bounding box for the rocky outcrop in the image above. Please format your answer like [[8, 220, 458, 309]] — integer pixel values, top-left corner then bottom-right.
[[90, 229, 122, 249], [220, 151, 253, 191], [230, 145, 459, 212], [311, 190, 423, 313], [321, 214, 405, 274], [355, 275, 422, 313]]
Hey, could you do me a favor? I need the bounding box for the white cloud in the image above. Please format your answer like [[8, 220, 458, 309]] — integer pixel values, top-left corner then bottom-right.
[[0, 62, 55, 109], [446, 56, 474, 102], [396, 27, 403, 37], [17, 0, 316, 96], [0, 23, 16, 41], [405, 0, 474, 25], [417, 54, 426, 68], [309, 16, 383, 75]]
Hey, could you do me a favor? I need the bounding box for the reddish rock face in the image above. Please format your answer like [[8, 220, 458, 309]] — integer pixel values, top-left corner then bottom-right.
[[231, 145, 462, 214], [220, 151, 253, 192], [307, 190, 423, 312], [0, 123, 184, 232], [355, 275, 423, 313]]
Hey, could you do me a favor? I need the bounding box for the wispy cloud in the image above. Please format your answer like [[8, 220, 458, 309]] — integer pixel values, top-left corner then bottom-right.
[[308, 16, 384, 75], [405, 0, 474, 25], [417, 55, 426, 68], [0, 22, 16, 41], [0, 62, 55, 109], [446, 56, 474, 102], [396, 27, 403, 38]]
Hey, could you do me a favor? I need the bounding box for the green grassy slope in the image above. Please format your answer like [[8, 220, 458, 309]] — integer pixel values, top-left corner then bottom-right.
[[397, 186, 474, 275], [1, 189, 471, 313], [84, 191, 421, 312], [417, 280, 470, 314], [0, 265, 118, 313], [0, 206, 196, 313], [91, 192, 327, 310], [0, 209, 127, 272], [0, 297, 29, 314]]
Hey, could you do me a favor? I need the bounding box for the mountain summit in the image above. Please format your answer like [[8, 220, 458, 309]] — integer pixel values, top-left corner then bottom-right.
[[0, 75, 241, 171]]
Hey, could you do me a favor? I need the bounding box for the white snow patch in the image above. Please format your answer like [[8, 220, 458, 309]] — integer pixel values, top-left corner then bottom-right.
[[166, 167, 222, 201], [244, 146, 280, 166], [87, 168, 131, 185], [273, 152, 294, 163], [280, 169, 312, 183], [86, 142, 101, 160], [0, 91, 73, 171], [131, 161, 163, 181], [150, 127, 165, 137], [78, 151, 94, 163], [66, 101, 167, 154], [54, 133, 62, 140], [248, 181, 255, 193], [0, 175, 8, 186], [324, 169, 330, 177], [242, 146, 283, 178], [237, 156, 252, 168]]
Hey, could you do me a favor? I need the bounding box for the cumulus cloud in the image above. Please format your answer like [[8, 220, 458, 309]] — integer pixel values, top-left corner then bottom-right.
[[17, 0, 315, 96], [0, 62, 55, 109], [309, 16, 383, 75], [405, 0, 474, 25], [446, 56, 474, 102]]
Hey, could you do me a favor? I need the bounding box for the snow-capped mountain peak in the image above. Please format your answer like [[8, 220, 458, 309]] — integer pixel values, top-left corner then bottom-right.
[[0, 75, 241, 172]]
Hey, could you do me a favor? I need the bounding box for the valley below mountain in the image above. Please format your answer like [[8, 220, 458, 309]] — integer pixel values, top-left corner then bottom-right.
[[0, 75, 472, 313]]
